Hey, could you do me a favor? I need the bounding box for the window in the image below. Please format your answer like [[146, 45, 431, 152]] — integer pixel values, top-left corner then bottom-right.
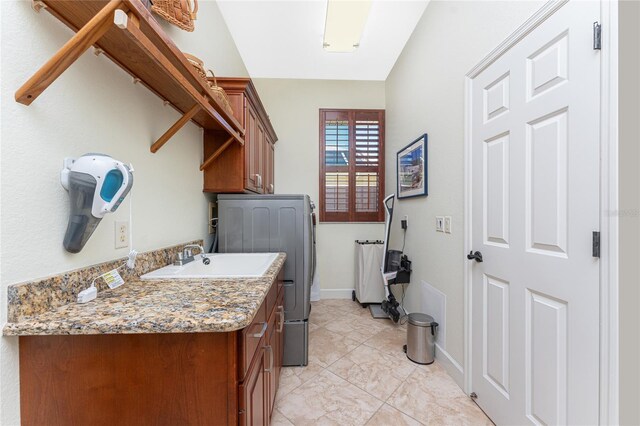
[[319, 109, 385, 222]]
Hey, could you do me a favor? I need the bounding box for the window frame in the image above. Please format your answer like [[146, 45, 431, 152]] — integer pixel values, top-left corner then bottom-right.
[[319, 108, 385, 223]]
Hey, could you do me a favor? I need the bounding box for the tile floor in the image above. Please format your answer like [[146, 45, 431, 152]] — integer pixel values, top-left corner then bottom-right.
[[272, 299, 492, 426]]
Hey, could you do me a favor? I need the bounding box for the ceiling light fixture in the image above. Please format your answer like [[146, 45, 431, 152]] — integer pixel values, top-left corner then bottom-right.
[[323, 0, 372, 53]]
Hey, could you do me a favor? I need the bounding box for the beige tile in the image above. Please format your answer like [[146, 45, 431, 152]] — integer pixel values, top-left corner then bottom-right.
[[363, 324, 408, 360], [276, 370, 383, 425], [308, 327, 360, 368], [271, 409, 294, 426], [308, 322, 321, 333], [387, 368, 491, 425], [323, 313, 387, 343], [316, 299, 354, 309], [309, 308, 337, 326], [328, 344, 416, 401], [366, 403, 423, 426], [293, 301, 492, 425], [348, 303, 377, 317], [276, 368, 304, 402], [275, 362, 326, 402]]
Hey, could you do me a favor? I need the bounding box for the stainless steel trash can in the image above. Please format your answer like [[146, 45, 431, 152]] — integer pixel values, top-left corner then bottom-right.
[[406, 313, 438, 365]]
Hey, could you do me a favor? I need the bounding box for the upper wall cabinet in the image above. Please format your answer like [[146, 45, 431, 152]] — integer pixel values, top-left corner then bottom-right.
[[202, 78, 278, 194]]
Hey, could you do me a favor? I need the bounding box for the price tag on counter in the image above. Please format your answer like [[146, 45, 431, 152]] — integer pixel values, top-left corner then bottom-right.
[[102, 269, 125, 289]]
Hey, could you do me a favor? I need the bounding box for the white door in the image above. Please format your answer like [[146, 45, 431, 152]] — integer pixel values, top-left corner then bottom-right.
[[469, 2, 601, 424]]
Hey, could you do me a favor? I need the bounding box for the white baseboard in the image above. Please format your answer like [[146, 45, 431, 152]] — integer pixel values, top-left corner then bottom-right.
[[435, 343, 465, 391], [320, 289, 353, 299]]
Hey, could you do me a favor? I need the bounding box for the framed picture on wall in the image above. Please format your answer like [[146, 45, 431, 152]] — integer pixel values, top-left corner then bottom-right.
[[397, 134, 428, 199]]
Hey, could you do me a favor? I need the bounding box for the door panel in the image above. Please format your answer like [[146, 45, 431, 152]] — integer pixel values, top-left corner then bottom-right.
[[483, 132, 510, 247], [470, 2, 600, 424], [240, 346, 267, 426], [483, 274, 510, 399], [526, 109, 568, 256], [525, 289, 568, 425]]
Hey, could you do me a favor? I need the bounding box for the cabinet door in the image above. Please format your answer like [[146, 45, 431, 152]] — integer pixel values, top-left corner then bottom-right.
[[240, 346, 267, 426], [254, 120, 266, 194], [264, 139, 275, 194], [244, 105, 259, 192], [267, 309, 278, 416]]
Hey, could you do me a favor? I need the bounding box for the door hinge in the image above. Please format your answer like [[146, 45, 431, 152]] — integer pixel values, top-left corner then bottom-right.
[[593, 231, 601, 258], [593, 21, 602, 50]]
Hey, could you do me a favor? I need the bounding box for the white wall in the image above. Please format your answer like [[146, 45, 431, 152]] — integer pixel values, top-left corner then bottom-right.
[[384, 0, 543, 367], [618, 0, 640, 423], [0, 1, 247, 424], [252, 79, 386, 298]]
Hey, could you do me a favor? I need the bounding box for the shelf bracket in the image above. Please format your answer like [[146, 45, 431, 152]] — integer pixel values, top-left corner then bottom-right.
[[151, 104, 201, 153], [114, 9, 245, 148], [200, 136, 235, 171], [15, 0, 123, 105], [31, 0, 47, 13]]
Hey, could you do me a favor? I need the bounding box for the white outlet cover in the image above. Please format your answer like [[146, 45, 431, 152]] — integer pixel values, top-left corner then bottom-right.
[[444, 216, 452, 233], [435, 216, 444, 232], [115, 221, 129, 249]]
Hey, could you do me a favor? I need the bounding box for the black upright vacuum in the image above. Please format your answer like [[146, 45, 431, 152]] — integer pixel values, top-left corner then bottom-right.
[[378, 194, 412, 323]]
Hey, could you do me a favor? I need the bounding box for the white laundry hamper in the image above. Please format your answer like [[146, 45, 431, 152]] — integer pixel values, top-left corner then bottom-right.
[[354, 241, 386, 305]]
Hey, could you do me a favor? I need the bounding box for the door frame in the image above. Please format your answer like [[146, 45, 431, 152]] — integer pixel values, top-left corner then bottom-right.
[[462, 1, 619, 424]]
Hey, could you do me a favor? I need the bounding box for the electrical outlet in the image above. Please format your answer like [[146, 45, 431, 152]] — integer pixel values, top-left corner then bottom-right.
[[115, 221, 129, 249], [403, 215, 409, 228], [444, 216, 452, 233], [436, 216, 445, 232]]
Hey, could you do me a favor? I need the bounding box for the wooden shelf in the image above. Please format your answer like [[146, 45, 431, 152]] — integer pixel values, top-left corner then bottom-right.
[[16, 0, 245, 151]]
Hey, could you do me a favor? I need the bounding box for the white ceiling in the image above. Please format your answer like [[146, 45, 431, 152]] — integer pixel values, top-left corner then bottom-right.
[[216, 0, 430, 81]]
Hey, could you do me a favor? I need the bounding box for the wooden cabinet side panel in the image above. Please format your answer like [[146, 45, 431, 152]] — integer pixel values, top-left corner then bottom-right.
[[203, 129, 245, 193], [19, 333, 234, 426], [226, 93, 245, 127]]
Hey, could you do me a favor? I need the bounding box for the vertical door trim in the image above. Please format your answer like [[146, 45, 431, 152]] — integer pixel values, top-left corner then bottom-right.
[[462, 1, 619, 423], [598, 0, 619, 423]]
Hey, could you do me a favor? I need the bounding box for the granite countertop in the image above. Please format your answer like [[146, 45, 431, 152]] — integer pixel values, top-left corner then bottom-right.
[[3, 253, 286, 336]]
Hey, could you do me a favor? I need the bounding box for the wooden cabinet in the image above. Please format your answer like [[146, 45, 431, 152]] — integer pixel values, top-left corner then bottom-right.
[[239, 346, 267, 426], [19, 269, 285, 426], [203, 78, 277, 194], [240, 270, 285, 425]]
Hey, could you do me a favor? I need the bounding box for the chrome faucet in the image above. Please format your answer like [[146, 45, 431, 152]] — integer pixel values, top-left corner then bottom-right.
[[174, 244, 205, 266]]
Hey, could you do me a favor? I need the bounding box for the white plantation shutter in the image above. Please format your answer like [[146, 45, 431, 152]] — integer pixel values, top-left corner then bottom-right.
[[320, 109, 385, 222], [325, 172, 349, 212]]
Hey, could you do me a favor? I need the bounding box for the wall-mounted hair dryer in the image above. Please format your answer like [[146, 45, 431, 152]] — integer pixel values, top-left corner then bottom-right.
[[61, 153, 134, 253]]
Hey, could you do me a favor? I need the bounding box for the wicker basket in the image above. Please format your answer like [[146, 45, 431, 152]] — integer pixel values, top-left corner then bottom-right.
[[151, 0, 198, 32], [184, 53, 234, 116]]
